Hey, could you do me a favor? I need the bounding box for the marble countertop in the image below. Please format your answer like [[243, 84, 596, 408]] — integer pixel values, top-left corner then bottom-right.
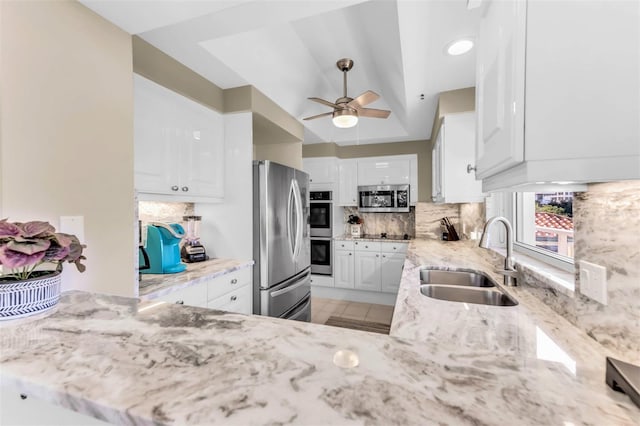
[[138, 258, 254, 299], [0, 239, 637, 425]]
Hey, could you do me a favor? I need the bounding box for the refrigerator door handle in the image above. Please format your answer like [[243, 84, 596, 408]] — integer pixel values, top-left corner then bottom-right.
[[287, 180, 295, 260], [292, 178, 303, 260], [270, 271, 310, 298]]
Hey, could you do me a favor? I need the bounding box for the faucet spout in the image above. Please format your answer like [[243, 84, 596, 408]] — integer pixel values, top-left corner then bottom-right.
[[479, 216, 517, 286]]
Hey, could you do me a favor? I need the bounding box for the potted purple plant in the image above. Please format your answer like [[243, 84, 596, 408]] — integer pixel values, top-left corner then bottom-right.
[[0, 219, 86, 319]]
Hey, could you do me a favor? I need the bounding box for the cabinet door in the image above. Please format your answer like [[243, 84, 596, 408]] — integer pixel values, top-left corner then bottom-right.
[[409, 155, 418, 205], [475, 0, 526, 179], [380, 252, 405, 293], [358, 158, 410, 185], [303, 158, 336, 184], [354, 251, 381, 291], [157, 283, 207, 308], [134, 74, 179, 195], [334, 250, 355, 289], [178, 97, 225, 199], [338, 159, 358, 206], [208, 284, 252, 315]]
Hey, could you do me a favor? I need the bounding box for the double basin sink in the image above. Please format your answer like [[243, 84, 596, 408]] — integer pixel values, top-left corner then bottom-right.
[[419, 268, 518, 307]]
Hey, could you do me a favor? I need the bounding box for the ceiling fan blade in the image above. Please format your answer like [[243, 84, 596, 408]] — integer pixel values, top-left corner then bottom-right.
[[303, 112, 333, 121], [347, 90, 380, 109], [358, 108, 391, 119], [308, 97, 338, 109]]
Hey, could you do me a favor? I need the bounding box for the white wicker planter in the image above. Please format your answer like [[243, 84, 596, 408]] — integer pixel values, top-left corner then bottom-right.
[[0, 271, 62, 320]]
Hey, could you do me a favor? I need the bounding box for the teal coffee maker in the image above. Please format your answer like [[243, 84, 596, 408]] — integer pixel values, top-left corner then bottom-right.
[[140, 222, 187, 274]]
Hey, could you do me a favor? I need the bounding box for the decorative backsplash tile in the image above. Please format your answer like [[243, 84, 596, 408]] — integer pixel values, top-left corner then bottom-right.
[[520, 180, 640, 363], [414, 202, 484, 240], [342, 207, 415, 237], [138, 201, 195, 224]]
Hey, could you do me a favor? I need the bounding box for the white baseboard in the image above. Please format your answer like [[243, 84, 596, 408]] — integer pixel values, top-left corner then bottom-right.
[[310, 286, 397, 306]]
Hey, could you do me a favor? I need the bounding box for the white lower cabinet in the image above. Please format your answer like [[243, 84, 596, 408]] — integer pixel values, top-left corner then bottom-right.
[[334, 249, 355, 289], [310, 274, 334, 288], [157, 282, 207, 308], [334, 240, 407, 294], [1, 385, 109, 425], [354, 251, 381, 291], [207, 284, 252, 315], [156, 268, 252, 314], [380, 252, 406, 293]]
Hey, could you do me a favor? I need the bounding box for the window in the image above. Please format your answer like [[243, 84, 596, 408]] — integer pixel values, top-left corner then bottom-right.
[[485, 191, 575, 272], [515, 191, 574, 269]]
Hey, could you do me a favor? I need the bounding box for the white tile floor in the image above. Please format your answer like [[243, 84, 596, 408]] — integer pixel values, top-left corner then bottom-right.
[[310, 297, 394, 327]]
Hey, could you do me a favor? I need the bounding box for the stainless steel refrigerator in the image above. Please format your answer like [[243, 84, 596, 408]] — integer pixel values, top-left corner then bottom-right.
[[253, 161, 311, 321]]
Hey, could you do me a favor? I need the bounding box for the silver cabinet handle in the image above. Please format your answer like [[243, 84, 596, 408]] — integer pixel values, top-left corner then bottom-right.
[[376, 254, 379, 257], [467, 164, 477, 174], [20, 394, 27, 400], [230, 295, 237, 302], [349, 253, 352, 256], [365, 245, 369, 248], [230, 278, 238, 284], [171, 185, 179, 191], [382, 255, 386, 258], [181, 186, 189, 192], [176, 300, 184, 305]]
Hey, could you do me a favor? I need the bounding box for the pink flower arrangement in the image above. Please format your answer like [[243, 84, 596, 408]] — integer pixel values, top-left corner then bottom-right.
[[0, 219, 86, 281]]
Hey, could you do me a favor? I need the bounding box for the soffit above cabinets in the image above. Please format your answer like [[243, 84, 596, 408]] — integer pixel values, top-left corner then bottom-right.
[[81, 0, 480, 146]]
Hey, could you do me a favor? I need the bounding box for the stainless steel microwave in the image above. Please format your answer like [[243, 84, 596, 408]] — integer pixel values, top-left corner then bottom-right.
[[358, 184, 410, 213]]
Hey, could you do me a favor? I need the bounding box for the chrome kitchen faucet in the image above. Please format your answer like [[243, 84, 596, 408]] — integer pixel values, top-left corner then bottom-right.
[[479, 216, 518, 286]]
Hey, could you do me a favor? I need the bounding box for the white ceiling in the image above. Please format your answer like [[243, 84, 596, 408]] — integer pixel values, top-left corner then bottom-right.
[[81, 0, 480, 145]]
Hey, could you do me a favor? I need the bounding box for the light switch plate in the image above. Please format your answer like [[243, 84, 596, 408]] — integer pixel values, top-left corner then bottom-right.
[[60, 216, 85, 242], [579, 260, 607, 305]]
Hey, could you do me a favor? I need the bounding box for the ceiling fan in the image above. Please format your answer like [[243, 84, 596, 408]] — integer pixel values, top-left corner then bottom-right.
[[303, 58, 391, 128]]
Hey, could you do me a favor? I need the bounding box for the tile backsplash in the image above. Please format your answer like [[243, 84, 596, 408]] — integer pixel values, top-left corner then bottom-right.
[[415, 202, 485, 240], [342, 207, 415, 237], [138, 201, 194, 223]]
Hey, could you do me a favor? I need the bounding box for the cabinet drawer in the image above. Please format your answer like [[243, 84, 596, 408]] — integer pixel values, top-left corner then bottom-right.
[[334, 240, 354, 251], [157, 283, 207, 308], [310, 274, 334, 288], [353, 241, 381, 252], [207, 268, 252, 301], [380, 241, 408, 254], [207, 284, 252, 315]]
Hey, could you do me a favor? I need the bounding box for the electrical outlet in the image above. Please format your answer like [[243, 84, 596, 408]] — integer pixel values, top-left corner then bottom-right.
[[579, 260, 607, 305]]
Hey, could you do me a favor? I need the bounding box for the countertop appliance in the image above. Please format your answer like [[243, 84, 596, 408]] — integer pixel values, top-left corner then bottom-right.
[[180, 215, 208, 263], [253, 160, 311, 322], [140, 222, 187, 274], [358, 184, 410, 213]]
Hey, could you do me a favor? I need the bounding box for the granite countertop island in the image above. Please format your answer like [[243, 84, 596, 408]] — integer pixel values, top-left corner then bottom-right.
[[0, 239, 637, 425]]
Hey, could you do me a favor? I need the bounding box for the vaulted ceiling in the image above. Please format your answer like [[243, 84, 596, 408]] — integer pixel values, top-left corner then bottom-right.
[[81, 0, 480, 145]]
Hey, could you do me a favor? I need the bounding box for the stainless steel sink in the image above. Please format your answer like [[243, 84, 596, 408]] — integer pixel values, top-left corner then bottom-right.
[[419, 268, 497, 287], [419, 285, 518, 307]]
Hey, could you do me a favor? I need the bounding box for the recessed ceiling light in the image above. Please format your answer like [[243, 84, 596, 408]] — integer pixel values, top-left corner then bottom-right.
[[446, 39, 474, 56]]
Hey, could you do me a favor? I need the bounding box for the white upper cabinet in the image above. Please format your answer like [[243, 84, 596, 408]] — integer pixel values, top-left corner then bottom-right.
[[303, 157, 337, 185], [134, 74, 224, 202], [476, 0, 640, 191], [358, 157, 410, 186], [433, 112, 485, 204], [337, 159, 358, 206]]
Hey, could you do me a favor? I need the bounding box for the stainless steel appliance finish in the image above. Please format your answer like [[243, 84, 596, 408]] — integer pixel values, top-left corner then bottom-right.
[[358, 184, 410, 212], [253, 161, 311, 322], [310, 237, 332, 275], [310, 191, 332, 237]]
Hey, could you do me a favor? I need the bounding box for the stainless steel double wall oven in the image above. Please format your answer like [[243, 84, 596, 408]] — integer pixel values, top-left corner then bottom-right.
[[310, 191, 333, 275]]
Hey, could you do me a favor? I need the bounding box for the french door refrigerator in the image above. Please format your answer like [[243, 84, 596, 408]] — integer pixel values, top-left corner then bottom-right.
[[253, 161, 311, 321]]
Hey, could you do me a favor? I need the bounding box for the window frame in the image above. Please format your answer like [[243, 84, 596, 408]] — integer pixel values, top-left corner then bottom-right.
[[487, 192, 575, 273]]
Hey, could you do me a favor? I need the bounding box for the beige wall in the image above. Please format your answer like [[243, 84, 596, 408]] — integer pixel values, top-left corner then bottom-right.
[[430, 87, 475, 144], [254, 142, 303, 170], [133, 36, 224, 113], [302, 140, 431, 202], [0, 1, 135, 296]]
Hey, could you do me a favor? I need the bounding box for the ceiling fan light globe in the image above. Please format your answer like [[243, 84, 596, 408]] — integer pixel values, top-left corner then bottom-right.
[[332, 109, 358, 128]]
